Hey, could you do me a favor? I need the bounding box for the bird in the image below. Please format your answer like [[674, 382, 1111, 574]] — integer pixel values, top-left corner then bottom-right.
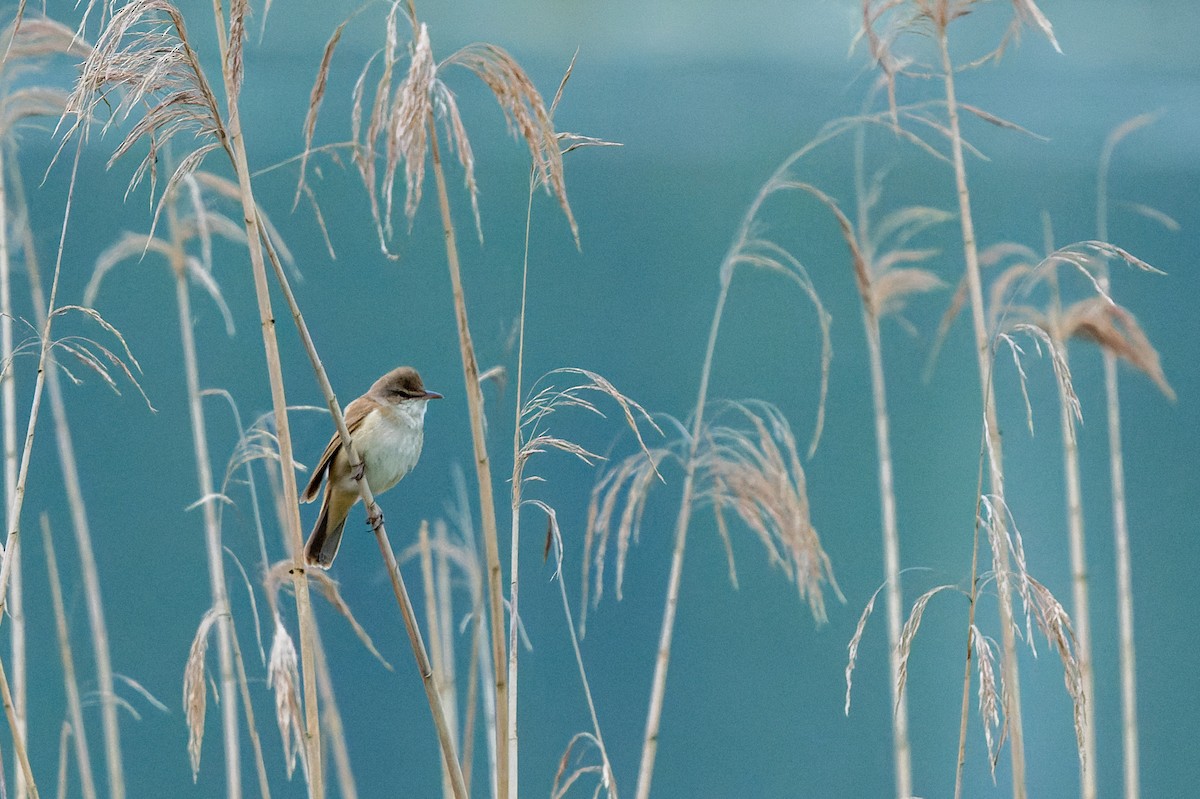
[[302, 366, 442, 568]]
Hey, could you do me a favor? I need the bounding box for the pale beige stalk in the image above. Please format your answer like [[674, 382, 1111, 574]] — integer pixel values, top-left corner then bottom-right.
[[1097, 117, 1148, 799], [634, 267, 727, 799], [12, 158, 124, 799], [506, 172, 536, 799], [0, 136, 25, 799], [41, 516, 98, 799], [1054, 341, 1095, 797], [0, 653, 36, 796], [254, 220, 469, 799], [850, 125, 913, 799], [167, 188, 241, 799], [203, 5, 325, 790], [0, 139, 92, 799], [419, 522, 454, 799], [863, 316, 911, 797], [936, 28, 1027, 795], [429, 120, 509, 798]]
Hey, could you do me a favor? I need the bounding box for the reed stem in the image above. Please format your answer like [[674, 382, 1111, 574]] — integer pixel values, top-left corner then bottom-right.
[[936, 26, 1026, 796], [429, 118, 509, 799]]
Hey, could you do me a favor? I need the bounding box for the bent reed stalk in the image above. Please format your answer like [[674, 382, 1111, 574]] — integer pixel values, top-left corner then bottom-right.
[[0, 131, 27, 799], [13, 161, 123, 799], [255, 219, 469, 799], [428, 121, 510, 798], [1097, 115, 1158, 799], [935, 26, 1027, 796], [636, 152, 832, 799]]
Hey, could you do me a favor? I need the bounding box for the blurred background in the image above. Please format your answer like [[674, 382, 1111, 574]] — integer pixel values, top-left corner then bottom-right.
[[9, 0, 1199, 797]]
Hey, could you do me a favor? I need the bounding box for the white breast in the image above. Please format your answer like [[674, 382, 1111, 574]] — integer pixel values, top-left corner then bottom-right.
[[334, 400, 427, 497]]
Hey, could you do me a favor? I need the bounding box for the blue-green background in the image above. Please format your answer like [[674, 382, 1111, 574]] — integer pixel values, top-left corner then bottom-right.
[[10, 1, 1199, 797]]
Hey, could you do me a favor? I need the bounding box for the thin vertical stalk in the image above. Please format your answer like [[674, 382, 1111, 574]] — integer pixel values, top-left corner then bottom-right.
[[419, 523, 453, 799], [556, 551, 618, 796], [313, 622, 359, 799], [936, 25, 1026, 797], [41, 516, 98, 799], [863, 316, 913, 798], [429, 119, 508, 799], [11, 156, 124, 799], [634, 278, 729, 799], [0, 140, 25, 799], [206, 4, 324, 791], [170, 195, 241, 799], [506, 172, 537, 799], [852, 121, 912, 799], [0, 653, 36, 797], [253, 218, 468, 799], [0, 139, 110, 796], [954, 478, 986, 799], [435, 523, 459, 742], [375, 527, 470, 799], [226, 608, 271, 799], [635, 158, 800, 796], [1098, 124, 1141, 799], [1056, 346, 1095, 797]]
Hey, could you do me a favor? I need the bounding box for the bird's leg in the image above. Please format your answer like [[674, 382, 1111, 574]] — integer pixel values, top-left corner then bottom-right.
[[366, 502, 384, 530], [351, 456, 366, 483]]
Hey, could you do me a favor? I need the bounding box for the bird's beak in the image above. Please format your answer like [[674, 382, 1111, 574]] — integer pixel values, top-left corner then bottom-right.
[[423, 390, 444, 400]]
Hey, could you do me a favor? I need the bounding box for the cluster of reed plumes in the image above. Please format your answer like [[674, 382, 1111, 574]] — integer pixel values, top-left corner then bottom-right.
[[0, 0, 1181, 798]]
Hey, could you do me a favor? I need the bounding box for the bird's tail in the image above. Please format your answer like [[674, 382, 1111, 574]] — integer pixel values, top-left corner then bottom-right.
[[304, 493, 348, 569]]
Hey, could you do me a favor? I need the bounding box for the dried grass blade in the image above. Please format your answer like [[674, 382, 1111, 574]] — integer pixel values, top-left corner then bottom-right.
[[297, 18, 349, 209], [183, 607, 220, 780]]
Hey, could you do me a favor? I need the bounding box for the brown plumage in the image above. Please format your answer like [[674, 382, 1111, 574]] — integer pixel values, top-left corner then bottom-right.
[[302, 367, 441, 567]]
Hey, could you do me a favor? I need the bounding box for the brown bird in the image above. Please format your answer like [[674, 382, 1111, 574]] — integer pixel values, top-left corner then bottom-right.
[[302, 366, 442, 568]]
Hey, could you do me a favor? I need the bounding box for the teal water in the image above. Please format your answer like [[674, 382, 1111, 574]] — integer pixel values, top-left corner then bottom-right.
[[9, 2, 1199, 797]]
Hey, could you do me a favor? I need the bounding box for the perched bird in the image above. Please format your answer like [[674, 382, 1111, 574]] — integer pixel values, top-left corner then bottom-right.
[[302, 366, 442, 568]]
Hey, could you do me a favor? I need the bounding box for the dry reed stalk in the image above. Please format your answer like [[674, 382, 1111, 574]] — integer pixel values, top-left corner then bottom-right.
[[934, 32, 1028, 795], [990, 228, 1172, 797], [954, 436, 990, 799], [0, 646, 36, 797], [1096, 114, 1171, 799], [433, 521, 460, 750], [250, 215, 468, 798], [861, 4, 1064, 793], [227, 608, 272, 799], [821, 126, 948, 796], [1054, 338, 1095, 797], [10, 164, 125, 799], [1032, 241, 1097, 798], [1, 18, 95, 798], [201, 4, 328, 789], [428, 123, 511, 797], [374, 521, 470, 799], [547, 526, 618, 798], [0, 128, 94, 799], [84, 173, 248, 794], [313, 623, 359, 799], [0, 97, 25, 799], [418, 522, 454, 799], [301, 15, 584, 792], [40, 515, 98, 799], [623, 154, 830, 799], [169, 184, 241, 798], [62, 2, 326, 789]]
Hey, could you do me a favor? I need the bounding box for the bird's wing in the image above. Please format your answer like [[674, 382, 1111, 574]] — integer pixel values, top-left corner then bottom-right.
[[300, 397, 373, 503]]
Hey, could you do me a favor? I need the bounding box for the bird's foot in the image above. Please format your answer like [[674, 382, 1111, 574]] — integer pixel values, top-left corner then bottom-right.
[[366, 504, 384, 530], [351, 458, 366, 483]]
